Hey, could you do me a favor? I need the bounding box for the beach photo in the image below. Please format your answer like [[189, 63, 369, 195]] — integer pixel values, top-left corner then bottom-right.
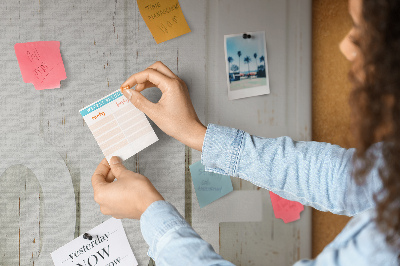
[[224, 31, 270, 100]]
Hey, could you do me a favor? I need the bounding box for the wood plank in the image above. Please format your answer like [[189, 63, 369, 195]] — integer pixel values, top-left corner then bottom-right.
[[0, 165, 41, 265]]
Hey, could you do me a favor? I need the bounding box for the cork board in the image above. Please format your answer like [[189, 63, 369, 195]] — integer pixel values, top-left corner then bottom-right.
[[312, 0, 353, 257]]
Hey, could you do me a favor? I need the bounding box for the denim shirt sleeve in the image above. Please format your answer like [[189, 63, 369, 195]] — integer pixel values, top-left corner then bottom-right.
[[201, 124, 382, 216], [140, 200, 235, 266]]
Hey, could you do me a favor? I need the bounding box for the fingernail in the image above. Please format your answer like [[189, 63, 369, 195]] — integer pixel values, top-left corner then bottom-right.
[[124, 89, 133, 100], [121, 85, 130, 91], [110, 156, 122, 165]]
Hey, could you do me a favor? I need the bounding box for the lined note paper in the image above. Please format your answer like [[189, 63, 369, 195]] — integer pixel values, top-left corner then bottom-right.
[[137, 0, 191, 44], [80, 90, 158, 162], [14, 41, 66, 90]]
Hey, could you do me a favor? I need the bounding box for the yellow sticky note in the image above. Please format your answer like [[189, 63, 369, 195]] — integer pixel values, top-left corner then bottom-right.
[[137, 0, 191, 44]]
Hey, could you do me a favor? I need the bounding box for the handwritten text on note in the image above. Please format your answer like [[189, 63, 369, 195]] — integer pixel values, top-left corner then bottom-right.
[[189, 161, 233, 208]]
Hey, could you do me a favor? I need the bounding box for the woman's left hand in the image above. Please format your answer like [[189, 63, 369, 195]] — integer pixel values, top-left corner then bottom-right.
[[91, 157, 164, 219]]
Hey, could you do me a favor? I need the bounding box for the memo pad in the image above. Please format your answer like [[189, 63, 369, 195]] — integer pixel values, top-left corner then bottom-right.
[[189, 161, 233, 208], [269, 191, 304, 223], [80, 90, 158, 162], [137, 0, 191, 44], [14, 41, 67, 90]]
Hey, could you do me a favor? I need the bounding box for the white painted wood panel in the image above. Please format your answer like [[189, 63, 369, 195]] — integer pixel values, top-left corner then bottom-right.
[[192, 1, 312, 264]]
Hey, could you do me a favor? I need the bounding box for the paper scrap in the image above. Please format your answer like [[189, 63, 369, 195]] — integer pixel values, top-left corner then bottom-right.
[[269, 191, 304, 223], [14, 41, 67, 90], [79, 90, 158, 162], [51, 218, 138, 266], [189, 161, 233, 208], [137, 0, 191, 44]]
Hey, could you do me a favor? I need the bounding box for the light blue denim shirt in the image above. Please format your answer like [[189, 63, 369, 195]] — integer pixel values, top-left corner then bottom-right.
[[140, 124, 399, 265]]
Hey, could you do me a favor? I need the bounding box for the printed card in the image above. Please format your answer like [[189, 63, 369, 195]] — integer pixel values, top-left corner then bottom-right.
[[80, 90, 158, 162], [51, 218, 138, 266]]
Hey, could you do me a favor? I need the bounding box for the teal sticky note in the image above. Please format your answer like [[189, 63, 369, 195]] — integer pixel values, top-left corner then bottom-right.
[[189, 161, 234, 208]]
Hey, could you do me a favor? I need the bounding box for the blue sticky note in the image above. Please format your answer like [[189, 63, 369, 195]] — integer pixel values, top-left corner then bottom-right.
[[189, 161, 234, 208]]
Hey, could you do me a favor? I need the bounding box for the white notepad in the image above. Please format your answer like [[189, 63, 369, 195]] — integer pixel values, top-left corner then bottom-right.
[[80, 90, 158, 162]]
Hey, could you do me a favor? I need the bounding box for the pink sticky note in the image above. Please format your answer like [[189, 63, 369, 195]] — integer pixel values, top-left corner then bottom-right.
[[14, 41, 67, 90], [269, 191, 304, 223]]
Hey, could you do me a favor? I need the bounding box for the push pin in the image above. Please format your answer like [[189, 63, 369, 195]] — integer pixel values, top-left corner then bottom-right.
[[83, 233, 95, 240], [242, 33, 252, 39]]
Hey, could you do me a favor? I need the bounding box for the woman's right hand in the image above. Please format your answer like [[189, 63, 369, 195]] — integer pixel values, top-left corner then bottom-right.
[[120, 61, 207, 151]]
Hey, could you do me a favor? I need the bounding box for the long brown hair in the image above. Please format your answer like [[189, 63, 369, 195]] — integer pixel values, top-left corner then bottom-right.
[[350, 0, 400, 251]]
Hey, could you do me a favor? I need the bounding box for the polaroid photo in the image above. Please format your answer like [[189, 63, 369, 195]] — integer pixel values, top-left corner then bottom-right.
[[224, 31, 270, 100]]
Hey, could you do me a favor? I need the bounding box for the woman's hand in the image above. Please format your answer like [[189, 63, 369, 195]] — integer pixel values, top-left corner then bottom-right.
[[91, 157, 164, 219], [120, 61, 206, 151]]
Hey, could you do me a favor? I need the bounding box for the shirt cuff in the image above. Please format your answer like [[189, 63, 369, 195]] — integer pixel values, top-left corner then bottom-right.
[[140, 200, 190, 260], [201, 123, 245, 176]]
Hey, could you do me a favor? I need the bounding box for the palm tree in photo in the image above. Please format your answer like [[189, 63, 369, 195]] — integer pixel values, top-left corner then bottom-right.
[[231, 64, 239, 72], [244, 56, 251, 78], [227, 56, 234, 73], [260, 55, 265, 71], [258, 55, 266, 77], [253, 53, 258, 74], [237, 51, 242, 76]]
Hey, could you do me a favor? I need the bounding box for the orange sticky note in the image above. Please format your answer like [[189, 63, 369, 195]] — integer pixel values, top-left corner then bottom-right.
[[269, 191, 304, 223], [14, 41, 67, 90], [137, 0, 191, 44]]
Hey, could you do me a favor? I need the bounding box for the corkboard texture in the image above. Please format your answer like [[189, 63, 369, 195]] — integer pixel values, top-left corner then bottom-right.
[[312, 0, 354, 258]]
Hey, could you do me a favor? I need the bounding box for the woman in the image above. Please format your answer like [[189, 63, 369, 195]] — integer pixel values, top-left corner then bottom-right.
[[91, 0, 400, 264]]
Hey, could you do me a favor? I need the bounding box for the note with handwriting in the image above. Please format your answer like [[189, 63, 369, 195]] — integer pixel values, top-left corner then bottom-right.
[[51, 218, 138, 266], [269, 191, 304, 223], [189, 161, 233, 208], [80, 90, 158, 162], [14, 41, 67, 90], [137, 0, 191, 44]]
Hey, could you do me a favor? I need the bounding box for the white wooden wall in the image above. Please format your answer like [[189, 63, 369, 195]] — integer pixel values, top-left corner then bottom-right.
[[0, 0, 311, 265]]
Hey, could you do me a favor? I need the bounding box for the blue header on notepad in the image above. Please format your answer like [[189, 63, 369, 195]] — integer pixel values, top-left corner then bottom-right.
[[80, 91, 123, 117]]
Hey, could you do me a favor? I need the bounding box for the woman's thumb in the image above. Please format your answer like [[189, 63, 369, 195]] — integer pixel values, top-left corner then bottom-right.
[[122, 88, 154, 115], [109, 156, 127, 178]]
